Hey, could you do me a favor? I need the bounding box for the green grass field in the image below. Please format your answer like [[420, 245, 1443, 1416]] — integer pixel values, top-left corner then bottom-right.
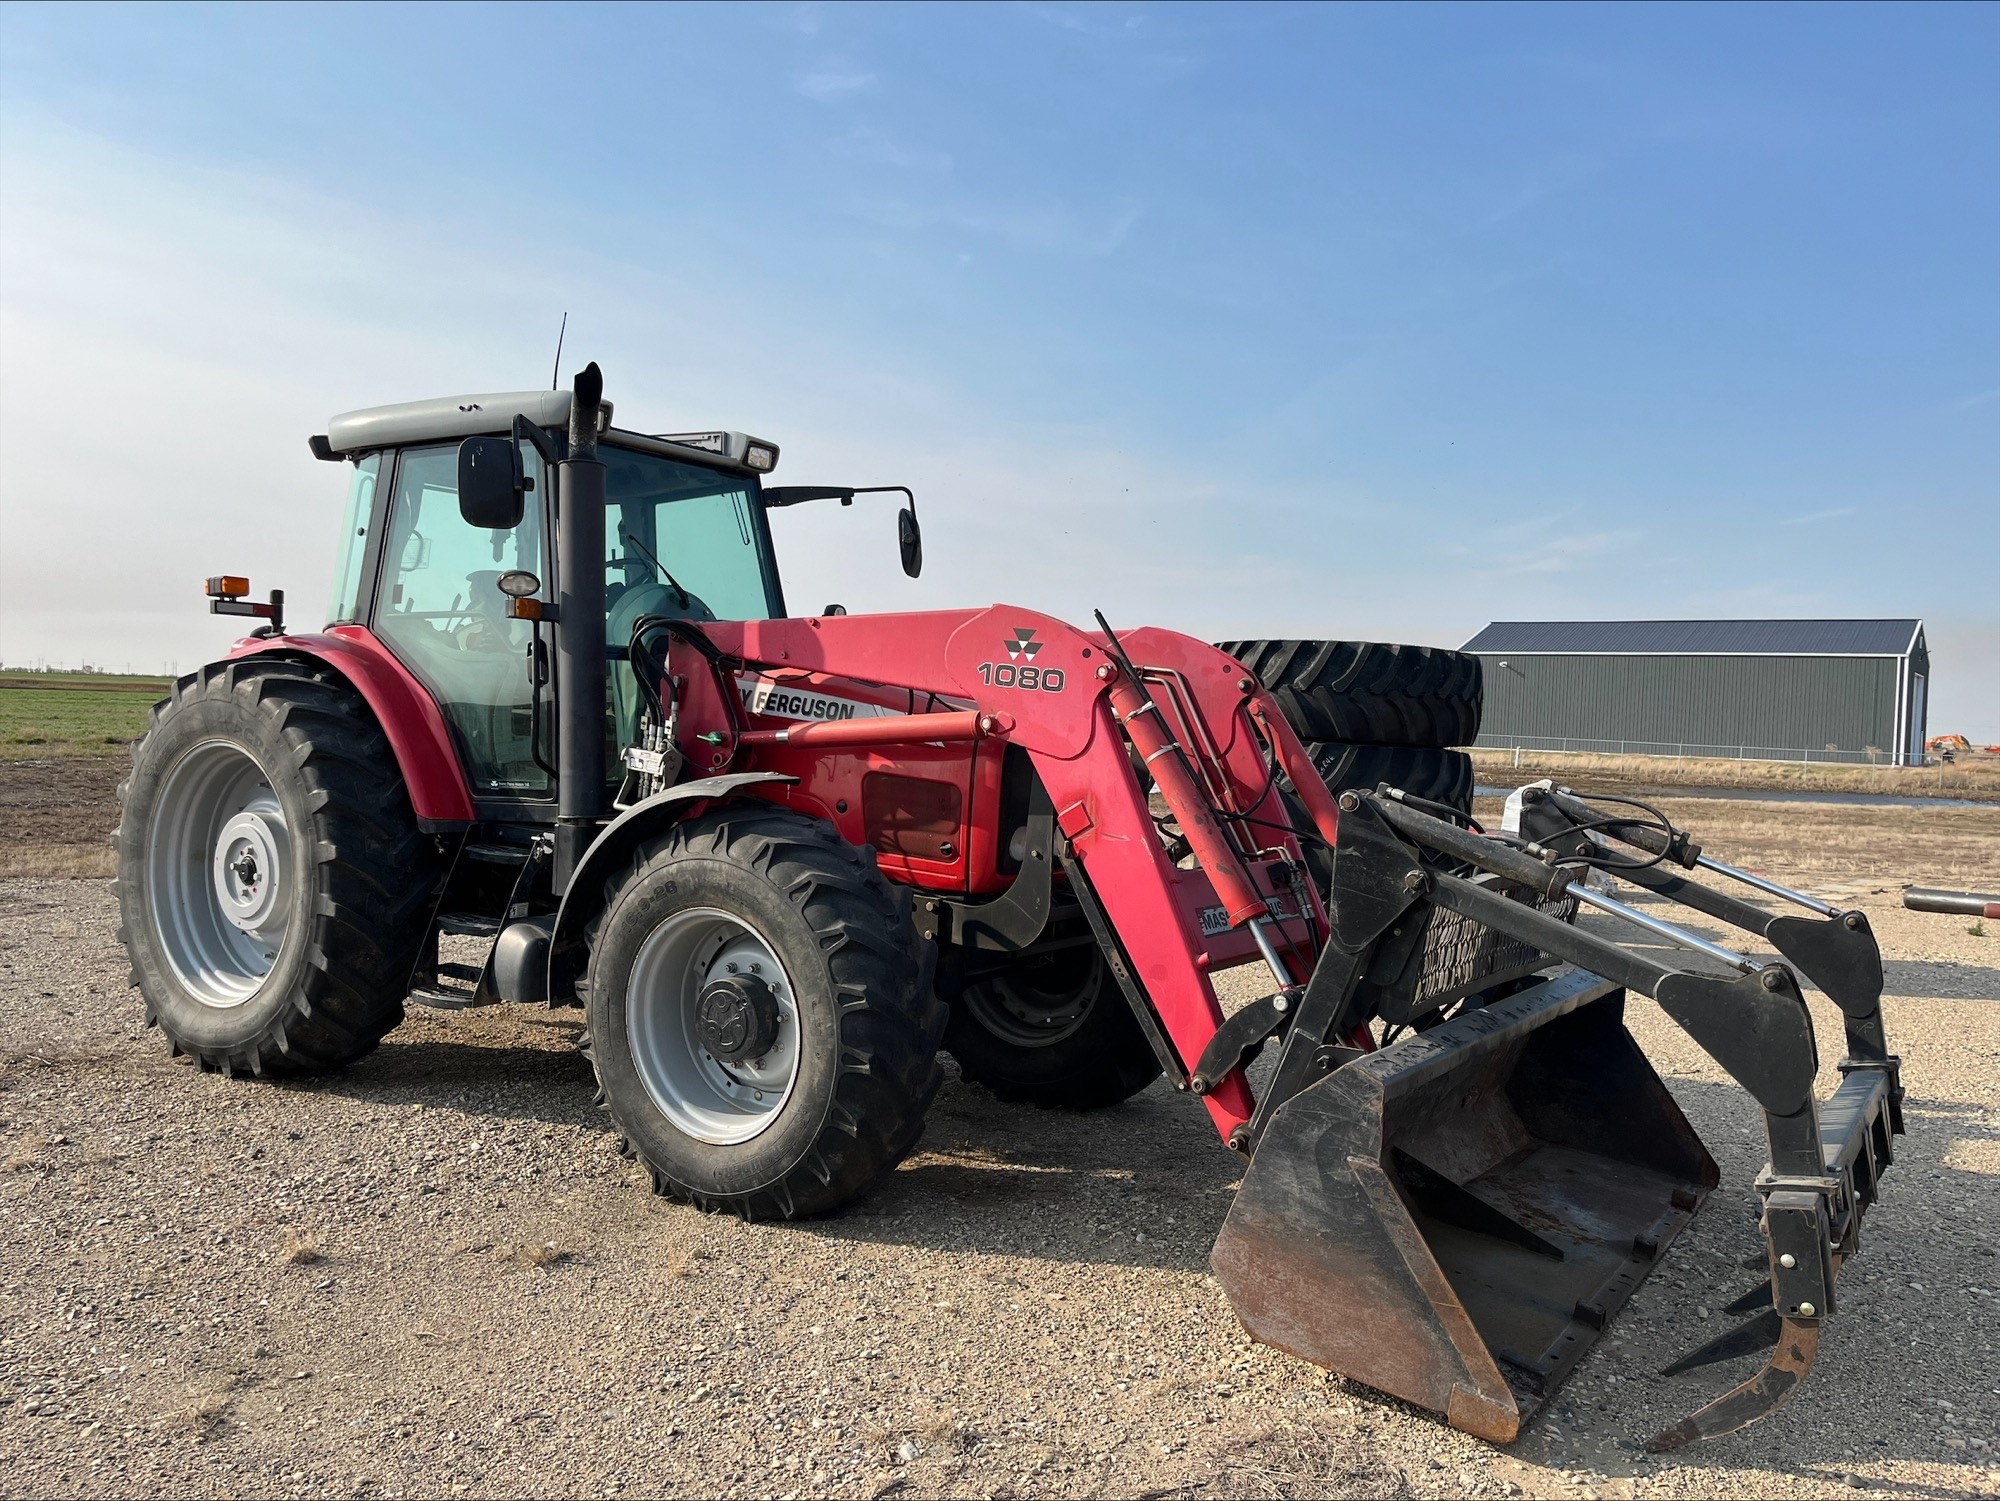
[[0, 673, 172, 759]]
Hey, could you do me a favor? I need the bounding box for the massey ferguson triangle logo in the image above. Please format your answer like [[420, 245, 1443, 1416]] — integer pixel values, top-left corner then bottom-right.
[[1004, 627, 1043, 661]]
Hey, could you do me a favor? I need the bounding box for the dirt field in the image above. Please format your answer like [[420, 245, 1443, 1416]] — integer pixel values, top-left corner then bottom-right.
[[1, 762, 1996, 1498]]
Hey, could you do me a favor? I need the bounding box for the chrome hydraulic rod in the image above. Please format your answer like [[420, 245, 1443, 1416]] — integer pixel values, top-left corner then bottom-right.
[[1249, 917, 1296, 989], [1568, 883, 1760, 974], [1694, 855, 1840, 918]]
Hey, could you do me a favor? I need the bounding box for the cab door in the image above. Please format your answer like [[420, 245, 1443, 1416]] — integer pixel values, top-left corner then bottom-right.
[[370, 441, 552, 801]]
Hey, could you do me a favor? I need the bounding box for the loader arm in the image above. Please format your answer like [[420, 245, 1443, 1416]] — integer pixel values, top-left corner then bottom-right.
[[687, 608, 1336, 1140]]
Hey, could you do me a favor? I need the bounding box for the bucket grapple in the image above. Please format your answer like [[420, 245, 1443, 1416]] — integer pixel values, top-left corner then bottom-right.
[[1212, 781, 1901, 1450]]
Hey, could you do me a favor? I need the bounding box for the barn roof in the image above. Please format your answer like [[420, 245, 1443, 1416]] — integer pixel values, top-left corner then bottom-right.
[[1460, 619, 1923, 657]]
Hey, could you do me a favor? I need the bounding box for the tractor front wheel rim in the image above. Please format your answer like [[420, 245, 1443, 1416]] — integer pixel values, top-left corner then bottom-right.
[[626, 908, 801, 1145], [148, 740, 293, 1008], [962, 943, 1102, 1048]]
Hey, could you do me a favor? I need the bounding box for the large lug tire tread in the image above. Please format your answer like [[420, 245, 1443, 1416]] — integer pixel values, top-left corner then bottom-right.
[[1218, 638, 1482, 748], [113, 658, 436, 1076], [944, 950, 1163, 1111], [1304, 742, 1474, 813], [1286, 744, 1474, 895], [582, 806, 945, 1221]]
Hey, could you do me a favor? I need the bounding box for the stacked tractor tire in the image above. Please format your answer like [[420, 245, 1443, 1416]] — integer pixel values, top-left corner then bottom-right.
[[1216, 639, 1483, 885]]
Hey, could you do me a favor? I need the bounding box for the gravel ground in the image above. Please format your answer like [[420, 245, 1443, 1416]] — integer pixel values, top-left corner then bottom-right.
[[1, 799, 1996, 1499]]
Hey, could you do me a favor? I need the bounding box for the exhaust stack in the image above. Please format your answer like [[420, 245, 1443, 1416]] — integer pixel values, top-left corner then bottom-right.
[[554, 362, 607, 891]]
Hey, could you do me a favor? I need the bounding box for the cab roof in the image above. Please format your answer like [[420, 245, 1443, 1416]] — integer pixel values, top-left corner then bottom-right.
[[320, 390, 777, 475]]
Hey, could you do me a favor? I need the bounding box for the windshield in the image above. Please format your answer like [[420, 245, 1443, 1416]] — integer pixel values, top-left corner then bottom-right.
[[602, 444, 778, 626], [602, 444, 779, 747]]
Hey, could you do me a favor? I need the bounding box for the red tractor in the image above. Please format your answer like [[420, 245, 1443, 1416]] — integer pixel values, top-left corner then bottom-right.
[[117, 367, 1903, 1450]]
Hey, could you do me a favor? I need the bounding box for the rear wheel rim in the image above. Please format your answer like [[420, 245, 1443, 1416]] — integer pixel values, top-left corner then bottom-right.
[[147, 740, 293, 1008], [626, 907, 801, 1145], [962, 945, 1102, 1048]]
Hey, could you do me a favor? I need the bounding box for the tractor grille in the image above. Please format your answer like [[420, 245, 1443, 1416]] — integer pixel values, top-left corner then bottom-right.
[[1413, 890, 1577, 1011]]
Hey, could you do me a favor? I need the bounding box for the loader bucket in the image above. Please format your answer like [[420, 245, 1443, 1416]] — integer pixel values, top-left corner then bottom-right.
[[1212, 969, 1717, 1443]]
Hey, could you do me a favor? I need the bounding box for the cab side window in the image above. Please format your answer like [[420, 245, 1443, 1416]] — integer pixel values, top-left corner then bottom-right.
[[326, 454, 381, 626], [373, 443, 550, 797]]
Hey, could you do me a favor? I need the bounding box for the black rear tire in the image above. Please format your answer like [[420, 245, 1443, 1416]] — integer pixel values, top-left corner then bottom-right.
[[943, 943, 1162, 1110], [114, 658, 436, 1075], [1218, 639, 1482, 747], [582, 806, 945, 1219]]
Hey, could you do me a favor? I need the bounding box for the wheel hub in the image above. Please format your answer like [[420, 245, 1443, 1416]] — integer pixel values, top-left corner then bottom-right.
[[695, 972, 780, 1064], [212, 810, 287, 936], [625, 908, 802, 1145], [149, 739, 293, 1009]]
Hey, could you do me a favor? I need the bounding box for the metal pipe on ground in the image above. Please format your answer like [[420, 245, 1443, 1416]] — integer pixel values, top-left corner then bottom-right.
[[1903, 887, 2000, 918]]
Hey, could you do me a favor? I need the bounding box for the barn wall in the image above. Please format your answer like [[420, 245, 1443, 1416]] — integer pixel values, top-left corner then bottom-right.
[[1472, 654, 1903, 758]]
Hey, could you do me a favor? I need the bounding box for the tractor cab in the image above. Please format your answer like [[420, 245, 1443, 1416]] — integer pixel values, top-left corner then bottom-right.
[[308, 391, 921, 814], [311, 391, 793, 808]]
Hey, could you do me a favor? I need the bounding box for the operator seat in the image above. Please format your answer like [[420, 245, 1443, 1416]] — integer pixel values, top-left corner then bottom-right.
[[608, 579, 715, 739]]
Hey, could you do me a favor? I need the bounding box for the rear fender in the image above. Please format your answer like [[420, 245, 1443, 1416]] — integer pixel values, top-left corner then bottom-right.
[[546, 772, 798, 1006], [224, 625, 475, 827]]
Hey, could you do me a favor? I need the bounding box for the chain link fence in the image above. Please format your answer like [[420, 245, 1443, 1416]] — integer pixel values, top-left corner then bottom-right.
[[1472, 733, 1921, 767]]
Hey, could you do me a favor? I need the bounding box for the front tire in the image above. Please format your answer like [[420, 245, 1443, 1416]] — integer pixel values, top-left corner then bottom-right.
[[582, 806, 945, 1219], [114, 659, 436, 1075]]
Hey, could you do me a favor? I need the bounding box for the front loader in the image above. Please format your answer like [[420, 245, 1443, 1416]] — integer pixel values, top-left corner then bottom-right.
[[116, 366, 1901, 1452]]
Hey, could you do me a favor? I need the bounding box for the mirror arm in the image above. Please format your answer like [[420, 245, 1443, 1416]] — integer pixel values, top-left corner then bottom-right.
[[513, 414, 560, 470], [850, 484, 916, 519], [762, 484, 916, 515]]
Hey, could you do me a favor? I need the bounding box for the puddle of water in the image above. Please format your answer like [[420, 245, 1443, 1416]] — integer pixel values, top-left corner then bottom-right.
[[1474, 784, 1985, 810]]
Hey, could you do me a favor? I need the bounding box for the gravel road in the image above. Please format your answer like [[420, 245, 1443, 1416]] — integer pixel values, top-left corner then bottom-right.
[[2, 804, 1996, 1498]]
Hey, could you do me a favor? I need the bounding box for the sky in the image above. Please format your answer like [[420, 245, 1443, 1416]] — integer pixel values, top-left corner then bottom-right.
[[2, 2, 1996, 736]]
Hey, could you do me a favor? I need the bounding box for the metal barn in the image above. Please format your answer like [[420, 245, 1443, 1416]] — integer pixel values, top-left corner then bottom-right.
[[1462, 619, 1930, 766]]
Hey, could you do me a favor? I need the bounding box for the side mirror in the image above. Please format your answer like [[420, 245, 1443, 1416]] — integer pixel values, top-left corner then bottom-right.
[[457, 437, 526, 530], [898, 507, 923, 578]]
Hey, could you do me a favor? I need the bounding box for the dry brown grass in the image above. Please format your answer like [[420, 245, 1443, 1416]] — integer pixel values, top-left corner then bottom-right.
[[1472, 791, 2000, 891], [182, 1383, 234, 1442], [1219, 1417, 1416, 1499], [2, 1133, 47, 1173], [0, 846, 115, 879], [280, 1228, 324, 1266], [489, 1240, 574, 1268], [1471, 747, 2000, 802]]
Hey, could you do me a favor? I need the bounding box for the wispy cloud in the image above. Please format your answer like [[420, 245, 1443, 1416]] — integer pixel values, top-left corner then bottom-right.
[[1460, 513, 1643, 581], [1480, 151, 1606, 229], [830, 126, 952, 175], [1944, 386, 2000, 414], [1779, 505, 1857, 526], [1015, 4, 1200, 84], [1483, 528, 1642, 577], [852, 195, 1144, 258], [794, 60, 877, 102], [1018, 3, 1146, 38], [781, 2, 824, 38]]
